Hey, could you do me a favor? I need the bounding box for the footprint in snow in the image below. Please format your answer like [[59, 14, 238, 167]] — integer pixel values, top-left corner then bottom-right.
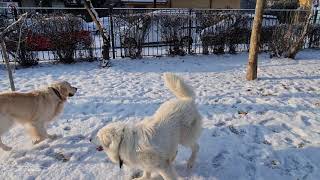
[[211, 151, 229, 168], [301, 116, 311, 126], [245, 163, 257, 180], [214, 121, 226, 127], [228, 125, 246, 136], [284, 137, 293, 144]]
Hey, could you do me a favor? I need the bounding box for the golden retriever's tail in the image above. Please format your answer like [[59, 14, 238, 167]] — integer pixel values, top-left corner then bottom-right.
[[163, 73, 195, 100]]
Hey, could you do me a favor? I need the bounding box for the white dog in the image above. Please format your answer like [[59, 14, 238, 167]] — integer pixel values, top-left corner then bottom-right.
[[91, 73, 202, 180]]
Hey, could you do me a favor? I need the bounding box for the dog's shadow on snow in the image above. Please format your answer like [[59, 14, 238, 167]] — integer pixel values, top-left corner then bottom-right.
[[5, 125, 320, 179], [175, 125, 320, 179], [110, 54, 252, 73]]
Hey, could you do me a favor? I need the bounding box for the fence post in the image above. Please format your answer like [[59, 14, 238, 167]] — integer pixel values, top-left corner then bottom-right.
[[188, 8, 192, 54], [12, 7, 18, 21], [109, 7, 116, 59]]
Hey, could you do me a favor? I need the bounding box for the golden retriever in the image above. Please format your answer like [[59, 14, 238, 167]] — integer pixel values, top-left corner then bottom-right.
[[91, 73, 202, 180], [0, 81, 77, 151]]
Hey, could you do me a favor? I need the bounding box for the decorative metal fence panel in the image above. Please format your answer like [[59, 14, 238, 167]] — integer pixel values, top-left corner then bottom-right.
[[0, 7, 319, 64]]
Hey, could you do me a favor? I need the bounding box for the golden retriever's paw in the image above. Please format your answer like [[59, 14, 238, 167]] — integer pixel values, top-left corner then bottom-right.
[[1, 145, 12, 151], [187, 161, 195, 169], [48, 134, 59, 140], [32, 137, 45, 145]]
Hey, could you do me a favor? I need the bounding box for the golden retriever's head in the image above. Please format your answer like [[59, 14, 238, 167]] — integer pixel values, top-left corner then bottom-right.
[[50, 81, 77, 100], [91, 122, 126, 164]]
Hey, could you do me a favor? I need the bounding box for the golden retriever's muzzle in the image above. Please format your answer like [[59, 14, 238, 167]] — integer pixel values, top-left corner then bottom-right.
[[69, 87, 78, 97]]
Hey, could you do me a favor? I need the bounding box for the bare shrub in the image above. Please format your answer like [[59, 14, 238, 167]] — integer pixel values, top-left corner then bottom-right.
[[116, 13, 152, 59], [198, 12, 249, 55], [4, 16, 38, 67], [29, 13, 93, 64], [309, 24, 320, 48], [155, 13, 191, 56], [268, 24, 304, 57]]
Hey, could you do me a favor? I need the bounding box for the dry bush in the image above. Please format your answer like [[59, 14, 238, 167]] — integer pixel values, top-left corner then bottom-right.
[[198, 12, 249, 54], [29, 13, 93, 64], [116, 13, 152, 59], [268, 24, 305, 57], [155, 13, 191, 56], [3, 16, 38, 67], [308, 24, 320, 48]]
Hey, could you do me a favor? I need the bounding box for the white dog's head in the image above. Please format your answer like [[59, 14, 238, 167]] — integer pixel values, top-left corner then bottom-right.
[[90, 122, 126, 165]]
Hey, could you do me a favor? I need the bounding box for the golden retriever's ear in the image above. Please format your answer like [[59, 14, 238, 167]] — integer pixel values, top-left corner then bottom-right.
[[58, 85, 69, 100], [51, 83, 68, 101]]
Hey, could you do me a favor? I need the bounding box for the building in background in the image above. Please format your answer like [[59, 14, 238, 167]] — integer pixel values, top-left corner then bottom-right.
[[0, 0, 257, 9], [122, 0, 168, 8]]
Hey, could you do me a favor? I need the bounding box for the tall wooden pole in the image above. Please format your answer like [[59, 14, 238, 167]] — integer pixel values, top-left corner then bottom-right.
[[246, 0, 266, 81], [154, 0, 157, 8]]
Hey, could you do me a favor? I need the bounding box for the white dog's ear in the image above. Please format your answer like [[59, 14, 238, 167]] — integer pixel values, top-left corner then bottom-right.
[[97, 125, 125, 167], [97, 132, 112, 148]]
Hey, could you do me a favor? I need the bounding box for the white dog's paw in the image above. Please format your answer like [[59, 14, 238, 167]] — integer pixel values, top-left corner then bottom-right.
[[1, 145, 12, 151]]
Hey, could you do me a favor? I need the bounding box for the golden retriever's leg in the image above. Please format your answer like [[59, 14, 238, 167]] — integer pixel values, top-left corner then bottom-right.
[[133, 171, 151, 180], [25, 123, 48, 144], [0, 137, 12, 151], [187, 143, 199, 169], [0, 116, 13, 151], [158, 164, 178, 180]]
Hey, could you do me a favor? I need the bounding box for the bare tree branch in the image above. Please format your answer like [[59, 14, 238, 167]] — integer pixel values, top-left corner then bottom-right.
[[0, 13, 28, 38], [84, 0, 110, 67], [0, 12, 27, 91]]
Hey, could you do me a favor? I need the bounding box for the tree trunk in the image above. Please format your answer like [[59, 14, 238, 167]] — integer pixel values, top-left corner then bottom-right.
[[1, 39, 15, 91], [246, 0, 266, 81], [84, 0, 110, 67]]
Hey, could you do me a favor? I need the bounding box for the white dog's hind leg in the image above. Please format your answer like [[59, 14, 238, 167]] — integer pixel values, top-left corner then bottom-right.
[[158, 165, 178, 180], [0, 137, 12, 151], [187, 143, 199, 169]]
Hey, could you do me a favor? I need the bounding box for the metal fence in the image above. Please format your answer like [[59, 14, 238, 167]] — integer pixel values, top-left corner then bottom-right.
[[0, 7, 320, 64]]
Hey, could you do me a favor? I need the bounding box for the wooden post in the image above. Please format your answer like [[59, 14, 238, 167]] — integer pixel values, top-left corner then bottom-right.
[[1, 39, 15, 91], [154, 0, 157, 8], [246, 0, 266, 81]]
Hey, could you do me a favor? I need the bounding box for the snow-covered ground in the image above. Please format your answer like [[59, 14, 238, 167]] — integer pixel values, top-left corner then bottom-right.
[[0, 50, 320, 180]]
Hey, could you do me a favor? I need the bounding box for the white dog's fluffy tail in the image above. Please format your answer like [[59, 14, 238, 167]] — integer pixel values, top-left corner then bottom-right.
[[163, 73, 195, 100]]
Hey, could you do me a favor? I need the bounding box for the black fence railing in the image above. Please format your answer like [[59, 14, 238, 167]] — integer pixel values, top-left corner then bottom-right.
[[0, 7, 320, 65]]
